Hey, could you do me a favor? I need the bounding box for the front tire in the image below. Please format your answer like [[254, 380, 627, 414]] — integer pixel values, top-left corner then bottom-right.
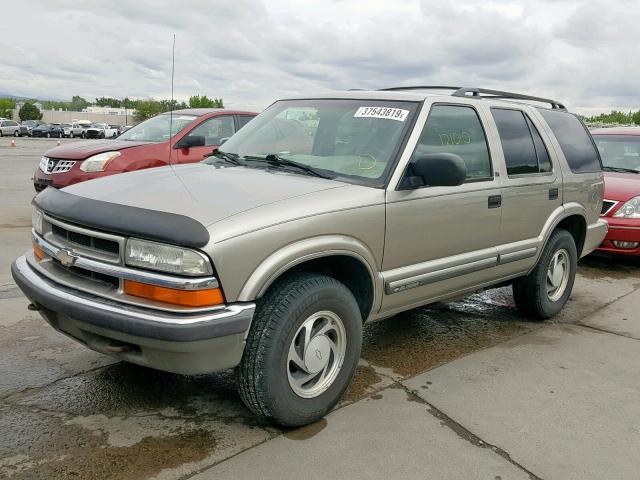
[[237, 272, 362, 427], [13, 130, 18, 137], [513, 228, 577, 319], [46, 132, 51, 138]]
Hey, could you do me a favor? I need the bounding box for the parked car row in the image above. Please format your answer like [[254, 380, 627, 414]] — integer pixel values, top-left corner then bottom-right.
[[0, 119, 128, 138]]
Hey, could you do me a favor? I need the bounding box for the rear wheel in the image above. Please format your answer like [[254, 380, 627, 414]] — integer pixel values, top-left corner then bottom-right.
[[513, 228, 577, 319], [237, 272, 362, 427]]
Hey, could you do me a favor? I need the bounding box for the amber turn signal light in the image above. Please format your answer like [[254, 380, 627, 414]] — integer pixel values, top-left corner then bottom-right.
[[33, 243, 44, 261], [123, 280, 224, 307]]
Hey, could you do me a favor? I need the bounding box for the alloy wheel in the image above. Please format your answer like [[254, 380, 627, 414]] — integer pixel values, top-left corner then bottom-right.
[[287, 310, 347, 399]]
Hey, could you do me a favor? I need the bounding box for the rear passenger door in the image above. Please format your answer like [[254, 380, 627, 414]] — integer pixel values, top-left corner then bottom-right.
[[490, 108, 562, 254]]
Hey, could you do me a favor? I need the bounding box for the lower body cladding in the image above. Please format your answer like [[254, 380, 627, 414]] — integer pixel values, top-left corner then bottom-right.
[[11, 255, 256, 375], [597, 222, 640, 256]]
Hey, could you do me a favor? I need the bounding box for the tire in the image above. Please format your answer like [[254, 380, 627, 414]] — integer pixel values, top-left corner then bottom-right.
[[513, 228, 577, 319], [13, 130, 18, 137], [46, 132, 51, 138], [99, 132, 105, 139], [58, 132, 62, 138], [237, 271, 362, 427], [82, 132, 86, 139], [0, 131, 3, 137]]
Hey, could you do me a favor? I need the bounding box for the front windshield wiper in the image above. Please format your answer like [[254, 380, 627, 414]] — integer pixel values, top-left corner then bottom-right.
[[205, 150, 245, 166], [243, 153, 333, 179], [602, 166, 639, 174]]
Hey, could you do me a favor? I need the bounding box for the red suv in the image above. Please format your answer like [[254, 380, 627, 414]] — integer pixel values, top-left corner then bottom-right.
[[33, 109, 257, 191], [592, 127, 640, 256]]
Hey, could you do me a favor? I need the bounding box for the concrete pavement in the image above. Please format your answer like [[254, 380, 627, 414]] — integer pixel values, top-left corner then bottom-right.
[[196, 286, 640, 480]]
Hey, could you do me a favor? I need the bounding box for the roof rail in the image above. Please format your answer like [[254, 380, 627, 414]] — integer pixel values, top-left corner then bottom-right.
[[452, 87, 566, 110], [377, 85, 566, 110], [378, 86, 461, 92]]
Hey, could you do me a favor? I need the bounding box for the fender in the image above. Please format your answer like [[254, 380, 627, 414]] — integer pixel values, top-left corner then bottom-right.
[[528, 202, 587, 271], [237, 235, 383, 316]]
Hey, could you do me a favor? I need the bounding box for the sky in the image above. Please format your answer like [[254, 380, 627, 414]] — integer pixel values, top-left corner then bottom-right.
[[1, 0, 638, 115]]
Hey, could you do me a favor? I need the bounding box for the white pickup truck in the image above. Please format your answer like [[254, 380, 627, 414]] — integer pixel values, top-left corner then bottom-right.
[[84, 123, 119, 139]]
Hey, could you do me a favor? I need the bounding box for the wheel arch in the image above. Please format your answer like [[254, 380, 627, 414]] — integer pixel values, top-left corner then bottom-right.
[[532, 203, 587, 270], [237, 235, 382, 322]]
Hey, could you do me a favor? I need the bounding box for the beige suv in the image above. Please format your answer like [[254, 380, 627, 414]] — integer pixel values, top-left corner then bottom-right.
[[13, 87, 607, 426]]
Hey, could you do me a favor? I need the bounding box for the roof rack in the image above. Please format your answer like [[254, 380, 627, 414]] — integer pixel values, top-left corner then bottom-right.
[[377, 86, 566, 110]]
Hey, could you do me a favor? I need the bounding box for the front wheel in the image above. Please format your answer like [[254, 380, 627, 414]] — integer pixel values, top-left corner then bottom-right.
[[513, 228, 577, 319], [46, 132, 51, 138], [13, 130, 19, 137], [237, 272, 362, 427]]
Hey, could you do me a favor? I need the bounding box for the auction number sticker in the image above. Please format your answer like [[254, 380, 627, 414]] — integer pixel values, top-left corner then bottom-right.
[[354, 106, 409, 122]]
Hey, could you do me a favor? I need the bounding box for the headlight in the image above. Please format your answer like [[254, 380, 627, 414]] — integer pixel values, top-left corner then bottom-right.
[[79, 151, 121, 172], [125, 238, 213, 276], [32, 208, 43, 234], [39, 156, 49, 173], [614, 196, 640, 219]]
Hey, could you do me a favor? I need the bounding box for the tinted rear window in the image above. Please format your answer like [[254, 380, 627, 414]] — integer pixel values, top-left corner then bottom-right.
[[539, 109, 601, 173]]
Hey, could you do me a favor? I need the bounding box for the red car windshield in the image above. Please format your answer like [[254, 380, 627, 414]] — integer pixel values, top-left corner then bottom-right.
[[118, 114, 197, 142], [593, 135, 640, 173]]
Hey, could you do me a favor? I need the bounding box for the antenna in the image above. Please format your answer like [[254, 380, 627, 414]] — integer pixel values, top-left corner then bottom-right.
[[169, 33, 176, 165]]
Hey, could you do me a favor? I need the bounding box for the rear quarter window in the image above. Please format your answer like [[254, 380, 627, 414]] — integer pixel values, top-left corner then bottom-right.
[[539, 109, 601, 173]]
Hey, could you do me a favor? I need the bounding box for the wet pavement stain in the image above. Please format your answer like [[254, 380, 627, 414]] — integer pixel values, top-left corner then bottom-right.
[[342, 364, 383, 402], [361, 298, 535, 377], [2, 412, 217, 480], [284, 419, 327, 441]]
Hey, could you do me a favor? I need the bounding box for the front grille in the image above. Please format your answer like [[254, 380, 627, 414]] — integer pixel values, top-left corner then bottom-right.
[[40, 158, 76, 174], [58, 262, 120, 289], [51, 222, 120, 257], [601, 200, 617, 216], [86, 130, 100, 138]]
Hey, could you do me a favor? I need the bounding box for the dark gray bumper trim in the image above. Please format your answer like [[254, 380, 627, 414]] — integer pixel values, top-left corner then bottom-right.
[[11, 255, 254, 342]]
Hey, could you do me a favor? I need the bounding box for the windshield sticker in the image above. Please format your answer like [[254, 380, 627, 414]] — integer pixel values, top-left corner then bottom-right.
[[354, 107, 409, 122]]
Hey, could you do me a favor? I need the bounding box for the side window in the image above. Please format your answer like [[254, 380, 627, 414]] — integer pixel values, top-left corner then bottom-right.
[[491, 108, 551, 176], [187, 116, 235, 146], [526, 116, 552, 172], [539, 109, 601, 173], [412, 104, 492, 181], [237, 115, 254, 130]]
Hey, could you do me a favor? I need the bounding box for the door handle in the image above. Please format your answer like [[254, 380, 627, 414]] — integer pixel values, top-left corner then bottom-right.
[[549, 188, 559, 200], [488, 194, 502, 209]]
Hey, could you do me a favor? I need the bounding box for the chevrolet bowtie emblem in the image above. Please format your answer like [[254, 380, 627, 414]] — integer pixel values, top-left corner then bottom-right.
[[56, 248, 78, 267]]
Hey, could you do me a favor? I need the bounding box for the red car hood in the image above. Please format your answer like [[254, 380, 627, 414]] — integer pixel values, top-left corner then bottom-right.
[[44, 139, 154, 160], [604, 172, 640, 201]]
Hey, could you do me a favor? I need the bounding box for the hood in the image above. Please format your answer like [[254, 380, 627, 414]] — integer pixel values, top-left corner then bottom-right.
[[603, 172, 640, 201], [63, 163, 349, 229], [45, 139, 153, 159]]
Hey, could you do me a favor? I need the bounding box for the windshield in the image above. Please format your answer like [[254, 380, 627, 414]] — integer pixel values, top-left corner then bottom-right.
[[118, 113, 197, 142], [593, 135, 640, 172], [219, 99, 419, 186]]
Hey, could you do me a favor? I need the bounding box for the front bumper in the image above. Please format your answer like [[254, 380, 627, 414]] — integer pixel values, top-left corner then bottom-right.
[[596, 219, 640, 256], [12, 255, 255, 374]]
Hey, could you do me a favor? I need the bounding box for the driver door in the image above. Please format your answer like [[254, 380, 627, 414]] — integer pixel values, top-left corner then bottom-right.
[[175, 115, 236, 164], [381, 103, 504, 314]]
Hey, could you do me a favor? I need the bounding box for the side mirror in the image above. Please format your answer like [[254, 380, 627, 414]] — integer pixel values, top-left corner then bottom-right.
[[404, 153, 467, 188], [175, 135, 205, 149]]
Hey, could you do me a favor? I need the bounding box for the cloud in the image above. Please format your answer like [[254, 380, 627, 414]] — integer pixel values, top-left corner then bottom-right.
[[0, 0, 637, 114]]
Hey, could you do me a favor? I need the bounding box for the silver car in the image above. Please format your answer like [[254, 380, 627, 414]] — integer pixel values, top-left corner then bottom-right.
[[13, 87, 607, 426], [0, 119, 21, 136]]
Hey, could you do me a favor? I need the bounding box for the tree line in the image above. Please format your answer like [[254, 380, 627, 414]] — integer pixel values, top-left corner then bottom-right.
[[0, 95, 224, 122], [583, 110, 640, 125]]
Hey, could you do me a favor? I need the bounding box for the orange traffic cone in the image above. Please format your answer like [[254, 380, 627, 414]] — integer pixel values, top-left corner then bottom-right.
[[10, 139, 16, 147]]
